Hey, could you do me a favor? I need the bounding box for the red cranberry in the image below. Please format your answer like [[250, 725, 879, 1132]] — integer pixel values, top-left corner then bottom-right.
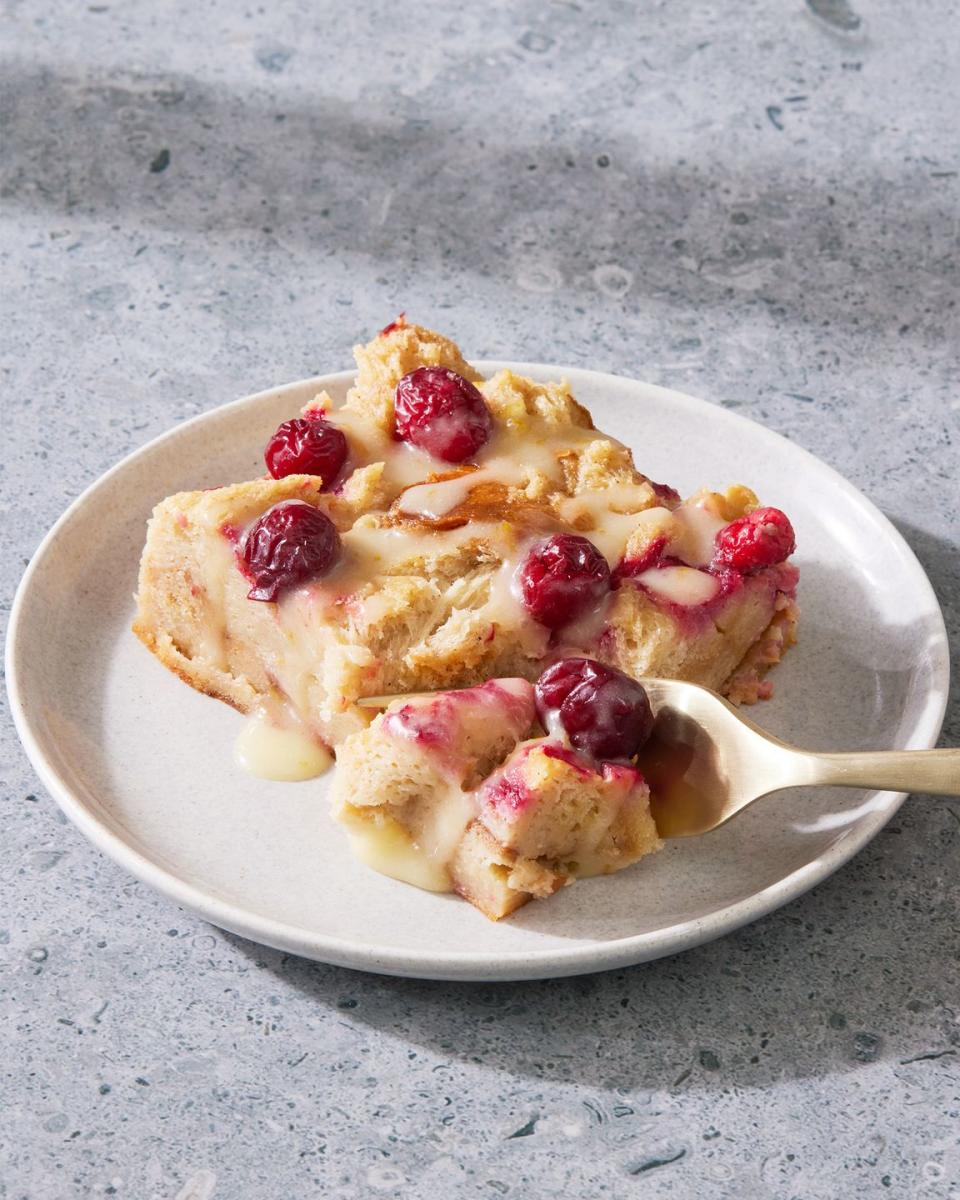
[[535, 658, 654, 762], [264, 417, 347, 487], [713, 506, 795, 574], [240, 501, 340, 601], [517, 534, 611, 629], [394, 366, 492, 462]]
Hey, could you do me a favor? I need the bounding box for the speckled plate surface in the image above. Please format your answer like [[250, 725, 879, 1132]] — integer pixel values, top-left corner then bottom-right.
[[6, 365, 950, 981]]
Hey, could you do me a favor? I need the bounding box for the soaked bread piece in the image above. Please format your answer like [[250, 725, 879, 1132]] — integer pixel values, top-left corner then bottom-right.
[[332, 680, 661, 920]]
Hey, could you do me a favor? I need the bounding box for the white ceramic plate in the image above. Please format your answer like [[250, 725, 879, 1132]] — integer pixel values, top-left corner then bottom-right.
[[7, 365, 950, 981]]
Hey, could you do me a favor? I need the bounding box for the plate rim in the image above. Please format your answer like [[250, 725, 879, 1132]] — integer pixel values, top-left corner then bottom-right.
[[6, 362, 951, 981]]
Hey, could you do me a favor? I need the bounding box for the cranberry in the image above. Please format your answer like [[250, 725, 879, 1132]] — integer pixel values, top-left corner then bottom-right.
[[535, 658, 654, 762], [264, 417, 348, 487], [394, 366, 492, 462], [240, 501, 340, 601], [713, 506, 795, 574], [517, 534, 611, 629]]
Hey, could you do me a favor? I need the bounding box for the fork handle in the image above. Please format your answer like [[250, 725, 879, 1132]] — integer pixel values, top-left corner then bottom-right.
[[789, 749, 960, 797]]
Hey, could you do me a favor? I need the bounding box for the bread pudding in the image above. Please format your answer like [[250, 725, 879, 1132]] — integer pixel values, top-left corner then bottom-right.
[[133, 316, 798, 915], [135, 318, 797, 740]]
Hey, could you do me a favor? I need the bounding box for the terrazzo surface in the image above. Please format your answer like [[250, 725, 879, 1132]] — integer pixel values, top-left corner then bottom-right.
[[2, 1, 959, 1196]]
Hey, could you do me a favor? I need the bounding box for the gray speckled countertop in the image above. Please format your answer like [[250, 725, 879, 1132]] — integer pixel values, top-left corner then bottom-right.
[[3, 2, 959, 1196]]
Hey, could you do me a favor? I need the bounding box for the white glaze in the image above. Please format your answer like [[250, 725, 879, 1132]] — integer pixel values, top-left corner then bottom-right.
[[341, 783, 476, 893], [636, 565, 720, 606], [483, 556, 529, 630], [324, 406, 439, 490], [234, 709, 332, 781], [555, 494, 646, 566], [397, 473, 481, 518], [670, 501, 727, 568], [343, 812, 452, 892]]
